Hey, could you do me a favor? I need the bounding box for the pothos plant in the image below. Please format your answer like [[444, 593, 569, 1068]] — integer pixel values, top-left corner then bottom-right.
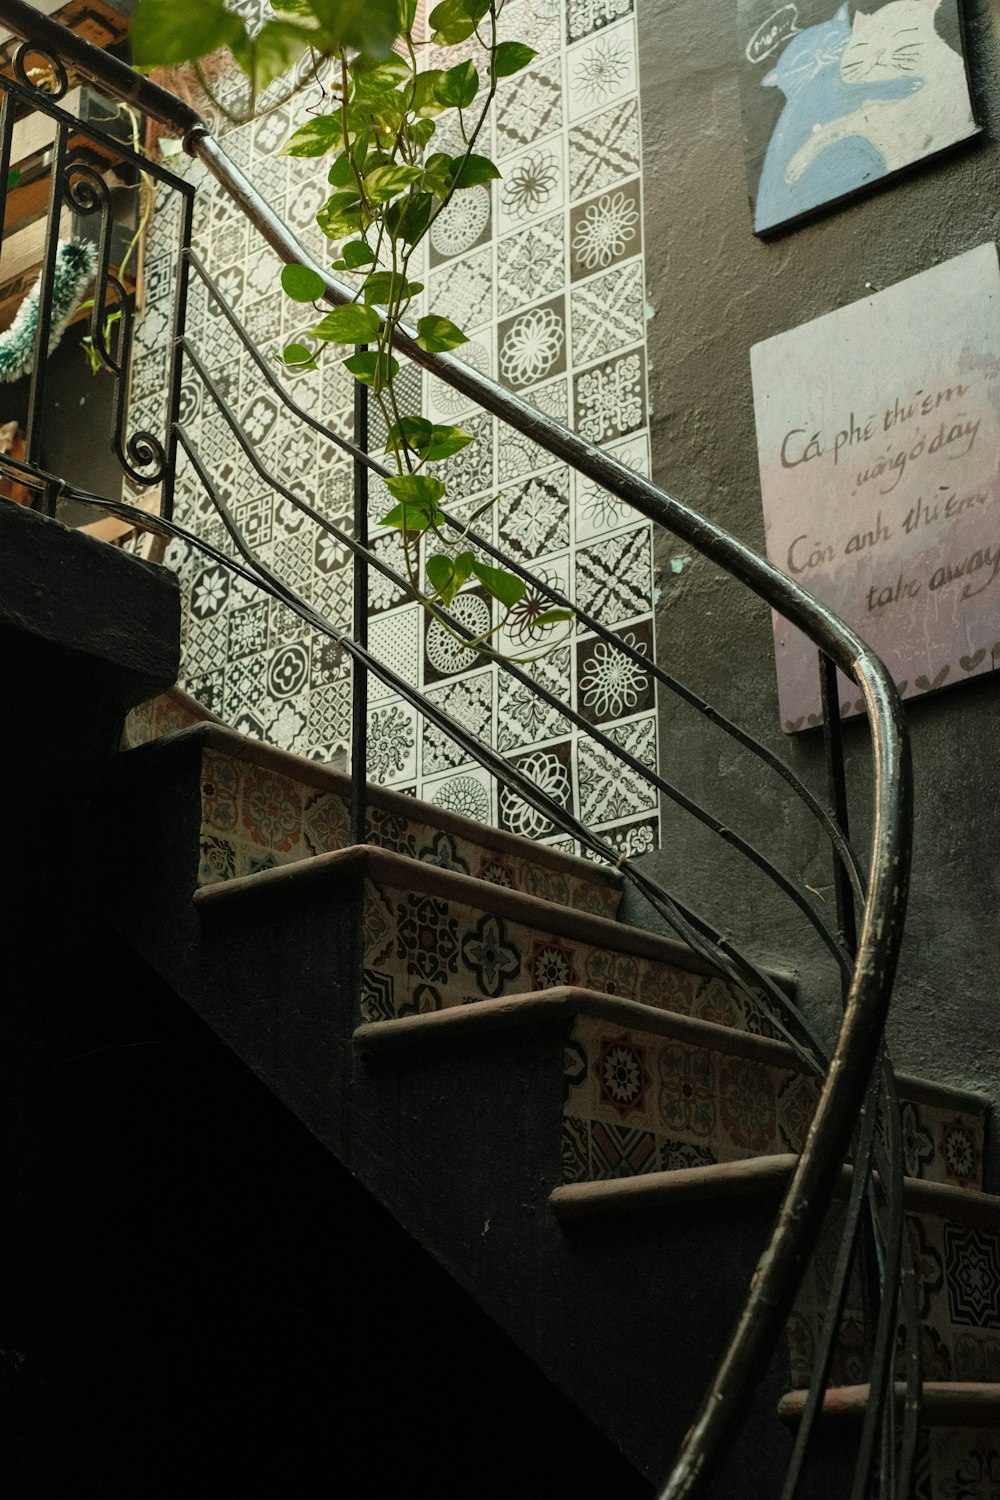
[[132, 0, 573, 661]]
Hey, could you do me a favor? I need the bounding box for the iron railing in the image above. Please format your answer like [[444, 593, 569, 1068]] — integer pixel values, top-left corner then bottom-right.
[[0, 4, 915, 1495]]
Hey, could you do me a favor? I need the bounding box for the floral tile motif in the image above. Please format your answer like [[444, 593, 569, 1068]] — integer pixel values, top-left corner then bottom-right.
[[929, 1432, 1000, 1500], [567, 0, 634, 44], [498, 297, 567, 390], [361, 877, 752, 1028], [570, 180, 642, 281], [566, 18, 638, 122], [499, 143, 565, 232], [497, 465, 570, 558], [562, 1017, 805, 1183], [575, 623, 653, 726]]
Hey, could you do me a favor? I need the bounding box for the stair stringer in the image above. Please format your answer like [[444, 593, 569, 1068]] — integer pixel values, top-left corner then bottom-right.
[[92, 736, 795, 1494]]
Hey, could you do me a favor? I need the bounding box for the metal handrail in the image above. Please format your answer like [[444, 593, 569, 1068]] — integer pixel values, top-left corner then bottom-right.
[[0, 5, 914, 1495]]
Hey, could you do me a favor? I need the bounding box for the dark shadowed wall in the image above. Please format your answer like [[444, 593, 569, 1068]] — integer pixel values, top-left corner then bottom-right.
[[635, 0, 1000, 1172]]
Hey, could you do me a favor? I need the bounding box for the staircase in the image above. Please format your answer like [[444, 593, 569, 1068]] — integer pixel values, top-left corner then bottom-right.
[[0, 3, 995, 1494], [92, 684, 994, 1498]]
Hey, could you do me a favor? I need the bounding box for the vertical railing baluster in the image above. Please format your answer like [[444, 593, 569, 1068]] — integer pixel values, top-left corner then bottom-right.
[[0, 90, 15, 264], [25, 120, 68, 512], [163, 204, 195, 525], [819, 650, 858, 964], [350, 357, 369, 846]]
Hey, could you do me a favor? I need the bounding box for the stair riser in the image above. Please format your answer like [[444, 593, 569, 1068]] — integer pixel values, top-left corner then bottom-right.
[[790, 1206, 1000, 1389], [197, 744, 621, 916], [360, 874, 753, 1028], [564, 1018, 987, 1191]]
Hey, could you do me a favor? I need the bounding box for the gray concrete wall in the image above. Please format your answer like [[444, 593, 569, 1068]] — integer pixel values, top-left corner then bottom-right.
[[635, 0, 1000, 1159]]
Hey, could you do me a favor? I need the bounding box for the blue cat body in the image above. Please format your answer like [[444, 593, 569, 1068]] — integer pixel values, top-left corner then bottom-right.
[[754, 3, 915, 231]]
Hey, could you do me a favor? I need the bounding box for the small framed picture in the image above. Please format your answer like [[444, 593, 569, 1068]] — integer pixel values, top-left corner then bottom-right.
[[738, 0, 979, 234]]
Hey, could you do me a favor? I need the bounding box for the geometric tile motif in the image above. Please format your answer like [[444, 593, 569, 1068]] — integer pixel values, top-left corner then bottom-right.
[[944, 1223, 1000, 1328], [571, 259, 644, 364], [940, 1115, 980, 1189], [575, 526, 652, 621], [142, 4, 659, 856], [573, 347, 646, 445], [593, 1032, 652, 1122], [422, 671, 494, 776], [590, 1120, 657, 1178], [496, 213, 565, 317], [577, 730, 658, 827], [495, 61, 563, 157], [567, 0, 633, 44], [569, 98, 641, 201], [426, 246, 494, 334], [497, 661, 573, 753]]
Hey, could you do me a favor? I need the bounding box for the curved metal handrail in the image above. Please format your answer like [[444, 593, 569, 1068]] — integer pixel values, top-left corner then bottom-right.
[[0, 4, 914, 1493]]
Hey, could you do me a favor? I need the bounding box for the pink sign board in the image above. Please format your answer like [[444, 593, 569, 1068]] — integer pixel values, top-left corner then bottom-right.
[[751, 243, 1000, 731]]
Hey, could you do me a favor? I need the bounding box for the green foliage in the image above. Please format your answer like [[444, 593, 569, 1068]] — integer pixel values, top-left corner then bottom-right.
[[131, 0, 570, 664]]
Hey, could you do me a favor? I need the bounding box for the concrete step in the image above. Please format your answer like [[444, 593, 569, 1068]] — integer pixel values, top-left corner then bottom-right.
[[349, 971, 988, 1192], [778, 1384, 1000, 1499], [121, 685, 223, 747], [196, 841, 780, 1034]]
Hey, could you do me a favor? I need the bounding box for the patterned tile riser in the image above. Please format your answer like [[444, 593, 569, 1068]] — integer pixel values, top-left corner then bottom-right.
[[559, 1021, 980, 1193], [361, 877, 753, 1024], [197, 746, 619, 915], [563, 1015, 816, 1183], [921, 1429, 1000, 1500], [788, 1209, 1000, 1391]]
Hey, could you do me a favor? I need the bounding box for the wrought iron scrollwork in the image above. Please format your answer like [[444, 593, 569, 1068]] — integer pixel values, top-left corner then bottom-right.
[[62, 160, 166, 486], [12, 42, 68, 101]]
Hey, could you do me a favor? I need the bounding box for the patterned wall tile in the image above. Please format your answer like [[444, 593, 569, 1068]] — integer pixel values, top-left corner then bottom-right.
[[496, 213, 565, 316], [136, 4, 658, 856]]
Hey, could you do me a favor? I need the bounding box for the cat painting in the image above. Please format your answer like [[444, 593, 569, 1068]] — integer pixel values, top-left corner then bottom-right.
[[755, 3, 916, 230], [786, 0, 975, 182], [745, 0, 977, 233]]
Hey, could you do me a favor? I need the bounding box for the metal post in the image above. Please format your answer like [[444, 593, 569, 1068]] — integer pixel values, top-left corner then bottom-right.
[[349, 357, 369, 846]]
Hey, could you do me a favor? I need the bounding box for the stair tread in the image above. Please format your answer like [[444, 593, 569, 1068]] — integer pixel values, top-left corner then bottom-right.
[[551, 1158, 1000, 1224], [352, 985, 804, 1058], [778, 1381, 1000, 1426], [194, 840, 770, 979]]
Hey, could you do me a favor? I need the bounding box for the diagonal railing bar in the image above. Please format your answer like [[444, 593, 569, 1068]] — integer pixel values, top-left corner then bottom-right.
[[81, 458, 828, 1077], [185, 247, 386, 481], [0, 6, 915, 1495], [180, 330, 856, 982], [186, 245, 867, 909]]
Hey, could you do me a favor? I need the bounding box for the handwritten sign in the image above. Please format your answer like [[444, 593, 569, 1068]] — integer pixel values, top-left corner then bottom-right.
[[751, 243, 1000, 731]]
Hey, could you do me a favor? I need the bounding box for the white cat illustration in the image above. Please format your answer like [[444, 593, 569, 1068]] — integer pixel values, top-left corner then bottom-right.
[[786, 0, 974, 183]]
